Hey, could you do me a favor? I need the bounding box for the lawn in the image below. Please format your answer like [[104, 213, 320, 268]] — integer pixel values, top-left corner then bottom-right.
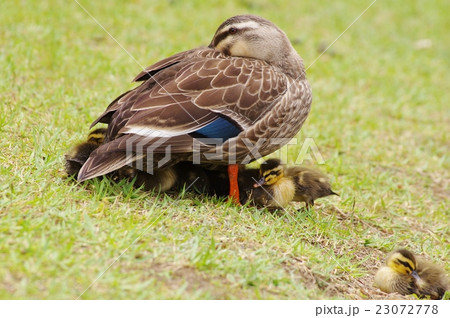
[[0, 0, 448, 299]]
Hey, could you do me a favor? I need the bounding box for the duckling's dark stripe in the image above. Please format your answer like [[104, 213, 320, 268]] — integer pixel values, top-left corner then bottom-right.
[[88, 133, 105, 140], [260, 159, 281, 173], [398, 260, 413, 271]]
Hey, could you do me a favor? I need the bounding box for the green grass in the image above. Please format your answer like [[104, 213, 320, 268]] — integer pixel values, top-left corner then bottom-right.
[[0, 0, 448, 299]]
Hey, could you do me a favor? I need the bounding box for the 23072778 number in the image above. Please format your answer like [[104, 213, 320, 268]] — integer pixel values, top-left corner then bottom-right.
[[376, 304, 438, 315]]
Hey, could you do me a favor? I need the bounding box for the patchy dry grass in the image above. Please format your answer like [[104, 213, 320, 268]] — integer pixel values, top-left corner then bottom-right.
[[0, 0, 448, 299]]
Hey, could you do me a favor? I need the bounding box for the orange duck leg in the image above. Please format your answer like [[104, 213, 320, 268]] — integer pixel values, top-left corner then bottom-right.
[[228, 164, 240, 204]]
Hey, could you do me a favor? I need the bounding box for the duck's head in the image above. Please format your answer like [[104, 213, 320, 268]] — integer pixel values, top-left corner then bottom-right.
[[209, 15, 304, 78], [254, 158, 284, 187], [387, 249, 421, 281]]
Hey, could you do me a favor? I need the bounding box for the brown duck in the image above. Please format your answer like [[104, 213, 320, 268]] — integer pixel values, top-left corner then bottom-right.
[[76, 15, 312, 203]]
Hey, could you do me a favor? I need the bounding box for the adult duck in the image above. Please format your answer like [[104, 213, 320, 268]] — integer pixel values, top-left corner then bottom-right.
[[77, 15, 312, 203]]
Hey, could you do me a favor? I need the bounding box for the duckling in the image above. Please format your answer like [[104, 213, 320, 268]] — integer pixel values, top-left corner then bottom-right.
[[374, 249, 449, 299], [116, 165, 178, 192], [117, 162, 212, 193], [236, 167, 261, 204], [174, 162, 211, 194], [249, 158, 338, 209], [195, 165, 260, 204], [65, 128, 107, 177], [414, 256, 449, 300]]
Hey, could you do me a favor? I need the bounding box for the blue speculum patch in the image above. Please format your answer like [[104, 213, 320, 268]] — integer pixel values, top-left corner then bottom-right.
[[195, 117, 242, 141]]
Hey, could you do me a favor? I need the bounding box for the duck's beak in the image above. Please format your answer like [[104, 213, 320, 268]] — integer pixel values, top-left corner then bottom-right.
[[253, 177, 266, 188], [411, 271, 421, 281]]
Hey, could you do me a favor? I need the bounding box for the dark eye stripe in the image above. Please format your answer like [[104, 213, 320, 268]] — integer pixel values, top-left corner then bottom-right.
[[263, 170, 279, 177], [212, 27, 252, 47], [213, 31, 230, 47], [398, 260, 413, 271]]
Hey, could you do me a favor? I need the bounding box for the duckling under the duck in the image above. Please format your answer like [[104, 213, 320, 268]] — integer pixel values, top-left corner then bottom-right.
[[116, 165, 178, 192], [201, 165, 260, 201], [65, 128, 107, 178], [117, 162, 215, 193], [249, 158, 338, 209], [374, 248, 449, 299]]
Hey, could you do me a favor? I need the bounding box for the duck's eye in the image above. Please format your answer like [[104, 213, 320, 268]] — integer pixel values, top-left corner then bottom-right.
[[229, 27, 238, 34]]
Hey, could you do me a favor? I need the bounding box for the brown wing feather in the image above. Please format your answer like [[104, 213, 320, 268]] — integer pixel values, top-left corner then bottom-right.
[[89, 91, 130, 128], [79, 48, 296, 181], [77, 133, 214, 181], [108, 51, 288, 140], [123, 104, 218, 134], [133, 47, 207, 82], [90, 48, 208, 128]]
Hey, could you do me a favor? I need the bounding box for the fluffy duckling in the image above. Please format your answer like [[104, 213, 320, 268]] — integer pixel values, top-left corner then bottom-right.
[[374, 249, 449, 299], [201, 165, 260, 200], [117, 162, 213, 193], [115, 160, 258, 202], [65, 128, 107, 178], [249, 158, 337, 209], [116, 165, 178, 192]]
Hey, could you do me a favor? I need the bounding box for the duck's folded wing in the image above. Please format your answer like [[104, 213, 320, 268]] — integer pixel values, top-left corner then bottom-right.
[[77, 134, 215, 181], [78, 52, 288, 181], [132, 47, 207, 82], [90, 47, 207, 128], [119, 56, 288, 134]]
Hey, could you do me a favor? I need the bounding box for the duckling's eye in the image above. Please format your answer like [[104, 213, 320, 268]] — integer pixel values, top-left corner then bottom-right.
[[229, 27, 238, 34]]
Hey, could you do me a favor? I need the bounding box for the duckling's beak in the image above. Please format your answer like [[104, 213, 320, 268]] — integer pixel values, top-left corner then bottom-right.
[[253, 177, 266, 188], [411, 271, 421, 281]]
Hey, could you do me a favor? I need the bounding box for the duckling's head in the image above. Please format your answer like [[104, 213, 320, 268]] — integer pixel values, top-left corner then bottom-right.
[[209, 15, 304, 78], [87, 128, 107, 145], [387, 249, 421, 280], [254, 158, 284, 187]]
